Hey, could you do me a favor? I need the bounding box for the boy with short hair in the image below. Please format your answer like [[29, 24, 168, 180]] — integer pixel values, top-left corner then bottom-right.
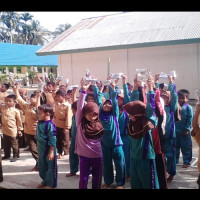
[[36, 103, 57, 189], [175, 89, 193, 168], [1, 94, 23, 162], [53, 89, 72, 158], [12, 83, 39, 171]]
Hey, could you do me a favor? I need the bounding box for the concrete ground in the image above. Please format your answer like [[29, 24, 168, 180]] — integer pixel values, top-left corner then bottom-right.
[[0, 137, 199, 189]]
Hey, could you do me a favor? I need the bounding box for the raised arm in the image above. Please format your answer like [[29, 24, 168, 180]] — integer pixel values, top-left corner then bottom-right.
[[12, 83, 27, 110], [145, 75, 157, 128], [36, 90, 42, 109], [110, 81, 119, 119], [121, 74, 131, 104], [130, 75, 140, 101], [35, 72, 43, 83], [167, 75, 178, 112], [76, 79, 91, 126]]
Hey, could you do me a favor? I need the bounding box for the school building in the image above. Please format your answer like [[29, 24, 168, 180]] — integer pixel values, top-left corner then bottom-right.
[[36, 12, 200, 99], [0, 42, 58, 84]]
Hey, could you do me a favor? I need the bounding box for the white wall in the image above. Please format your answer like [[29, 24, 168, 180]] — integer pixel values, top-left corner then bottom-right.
[[58, 43, 200, 99]]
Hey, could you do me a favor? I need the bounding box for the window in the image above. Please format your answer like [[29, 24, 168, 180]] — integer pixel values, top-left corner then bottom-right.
[[37, 67, 42, 73], [8, 67, 14, 73], [0, 67, 7, 74], [16, 67, 22, 74]]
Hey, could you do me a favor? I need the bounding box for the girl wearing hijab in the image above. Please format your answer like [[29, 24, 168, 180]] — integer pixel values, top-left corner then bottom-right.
[[75, 80, 104, 189], [123, 76, 160, 189], [96, 80, 125, 189]]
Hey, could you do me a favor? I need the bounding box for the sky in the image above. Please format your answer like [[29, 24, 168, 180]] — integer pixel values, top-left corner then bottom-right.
[[19, 11, 123, 32]]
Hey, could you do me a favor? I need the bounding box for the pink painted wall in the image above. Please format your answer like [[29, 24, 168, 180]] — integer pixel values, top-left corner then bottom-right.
[[58, 43, 200, 98]]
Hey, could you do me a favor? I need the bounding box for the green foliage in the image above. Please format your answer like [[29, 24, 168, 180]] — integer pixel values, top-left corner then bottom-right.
[[0, 12, 72, 45], [27, 69, 36, 85], [48, 72, 56, 82], [0, 74, 10, 84]]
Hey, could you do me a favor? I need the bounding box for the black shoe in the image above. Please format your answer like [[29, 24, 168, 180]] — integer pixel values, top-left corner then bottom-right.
[[10, 157, 18, 162], [2, 156, 10, 160]]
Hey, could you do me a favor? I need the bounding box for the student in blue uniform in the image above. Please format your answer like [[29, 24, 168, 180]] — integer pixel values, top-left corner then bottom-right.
[[159, 75, 178, 182], [36, 101, 57, 189], [175, 89, 193, 168], [123, 75, 159, 189], [66, 100, 79, 177], [95, 80, 126, 189], [117, 74, 132, 181]]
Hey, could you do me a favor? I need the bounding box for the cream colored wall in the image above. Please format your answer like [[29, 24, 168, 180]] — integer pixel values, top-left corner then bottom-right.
[[58, 43, 200, 98]]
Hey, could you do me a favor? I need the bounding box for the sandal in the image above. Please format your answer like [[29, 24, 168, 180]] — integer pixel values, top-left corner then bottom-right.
[[66, 172, 77, 177], [102, 184, 109, 189]]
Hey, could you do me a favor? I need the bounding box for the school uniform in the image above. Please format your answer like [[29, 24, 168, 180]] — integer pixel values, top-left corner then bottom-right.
[[123, 91, 160, 189], [163, 83, 178, 177], [175, 103, 193, 165], [53, 101, 72, 155], [98, 88, 126, 187], [0, 91, 8, 127], [118, 83, 131, 178], [69, 115, 79, 174], [0, 105, 23, 159], [75, 91, 103, 189], [36, 119, 57, 188], [0, 91, 8, 105], [40, 91, 56, 106], [0, 135, 3, 182], [16, 96, 39, 165]]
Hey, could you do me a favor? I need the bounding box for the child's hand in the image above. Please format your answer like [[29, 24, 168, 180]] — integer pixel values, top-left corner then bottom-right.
[[82, 81, 91, 92], [110, 81, 116, 90], [96, 81, 103, 92], [154, 73, 160, 82], [168, 74, 173, 84], [147, 74, 154, 91], [47, 151, 54, 161], [182, 130, 189, 136], [36, 90, 42, 97], [121, 74, 127, 84], [18, 131, 23, 137]]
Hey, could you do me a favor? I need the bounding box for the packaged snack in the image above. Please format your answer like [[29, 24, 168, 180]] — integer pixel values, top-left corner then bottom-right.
[[136, 68, 150, 82], [102, 80, 111, 86], [33, 67, 38, 73], [14, 79, 23, 84], [170, 71, 177, 78], [65, 78, 69, 84], [9, 72, 14, 78], [137, 73, 149, 82], [69, 85, 79, 90], [38, 82, 44, 92], [44, 72, 48, 78], [159, 72, 168, 79], [56, 76, 63, 81], [110, 73, 123, 79], [136, 68, 150, 75]]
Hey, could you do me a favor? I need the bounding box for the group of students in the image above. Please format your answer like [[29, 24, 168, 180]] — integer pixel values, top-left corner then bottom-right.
[[0, 70, 199, 189]]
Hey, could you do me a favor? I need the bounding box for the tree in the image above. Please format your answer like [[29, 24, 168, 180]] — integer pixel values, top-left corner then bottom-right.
[[27, 69, 36, 87], [52, 23, 71, 40], [0, 12, 20, 43]]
